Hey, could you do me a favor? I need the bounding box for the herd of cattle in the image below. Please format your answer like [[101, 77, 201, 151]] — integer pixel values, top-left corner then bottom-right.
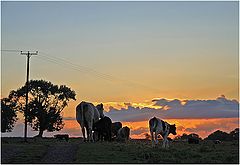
[[51, 101, 223, 148], [52, 101, 224, 148], [75, 101, 177, 148], [76, 101, 130, 142]]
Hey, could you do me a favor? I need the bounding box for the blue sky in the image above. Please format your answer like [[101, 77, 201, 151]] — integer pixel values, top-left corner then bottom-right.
[[2, 1, 238, 102]]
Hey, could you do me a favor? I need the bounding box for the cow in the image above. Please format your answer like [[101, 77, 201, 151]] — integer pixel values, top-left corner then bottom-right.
[[214, 140, 222, 144], [116, 126, 130, 142], [76, 101, 104, 142], [54, 134, 69, 142], [149, 117, 176, 148], [111, 122, 122, 139], [93, 116, 112, 142]]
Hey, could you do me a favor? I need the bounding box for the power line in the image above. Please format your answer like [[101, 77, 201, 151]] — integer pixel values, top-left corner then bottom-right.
[[37, 52, 129, 83], [2, 48, 161, 92], [36, 51, 161, 92], [36, 54, 116, 82], [1, 49, 22, 52], [39, 51, 119, 82]]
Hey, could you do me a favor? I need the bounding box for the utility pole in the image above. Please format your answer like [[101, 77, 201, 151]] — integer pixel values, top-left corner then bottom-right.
[[21, 51, 38, 142]]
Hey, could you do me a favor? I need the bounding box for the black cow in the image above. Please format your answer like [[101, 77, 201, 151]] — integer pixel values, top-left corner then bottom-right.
[[111, 122, 122, 139], [93, 116, 112, 141], [116, 126, 130, 142], [54, 134, 69, 142], [214, 140, 222, 144]]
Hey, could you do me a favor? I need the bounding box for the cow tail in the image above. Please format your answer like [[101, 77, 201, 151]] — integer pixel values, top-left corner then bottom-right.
[[81, 102, 85, 126], [150, 117, 158, 131], [152, 117, 158, 130]]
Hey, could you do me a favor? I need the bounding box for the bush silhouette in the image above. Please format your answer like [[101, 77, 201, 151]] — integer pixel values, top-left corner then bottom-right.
[[1, 98, 18, 133]]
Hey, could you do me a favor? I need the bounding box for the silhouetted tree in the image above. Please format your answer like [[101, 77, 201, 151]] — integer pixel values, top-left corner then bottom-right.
[[173, 133, 202, 141], [188, 133, 202, 140], [180, 133, 189, 140], [205, 130, 231, 141], [9, 80, 76, 137], [1, 98, 18, 132], [174, 133, 188, 141], [229, 128, 239, 140], [173, 135, 181, 141]]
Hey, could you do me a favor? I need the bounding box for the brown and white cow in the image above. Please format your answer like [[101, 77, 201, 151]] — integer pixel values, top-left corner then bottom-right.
[[149, 117, 176, 148]]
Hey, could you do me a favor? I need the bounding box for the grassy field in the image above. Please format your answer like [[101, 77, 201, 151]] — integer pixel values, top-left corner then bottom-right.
[[1, 137, 239, 164]]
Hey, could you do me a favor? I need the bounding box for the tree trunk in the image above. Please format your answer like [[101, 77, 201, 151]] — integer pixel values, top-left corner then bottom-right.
[[37, 107, 45, 138], [38, 129, 44, 137]]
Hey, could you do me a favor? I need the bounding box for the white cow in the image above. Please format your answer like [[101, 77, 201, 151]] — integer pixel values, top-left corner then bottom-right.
[[76, 101, 104, 142], [149, 117, 176, 148]]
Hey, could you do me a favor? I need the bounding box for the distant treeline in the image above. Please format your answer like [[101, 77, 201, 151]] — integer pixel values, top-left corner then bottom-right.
[[145, 128, 239, 141]]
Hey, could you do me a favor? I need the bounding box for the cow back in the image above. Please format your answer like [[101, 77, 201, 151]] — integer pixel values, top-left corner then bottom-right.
[[94, 116, 112, 131], [112, 122, 122, 134], [76, 101, 100, 127]]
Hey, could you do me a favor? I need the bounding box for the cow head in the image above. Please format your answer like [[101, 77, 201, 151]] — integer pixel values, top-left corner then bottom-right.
[[96, 103, 105, 118], [169, 124, 177, 135]]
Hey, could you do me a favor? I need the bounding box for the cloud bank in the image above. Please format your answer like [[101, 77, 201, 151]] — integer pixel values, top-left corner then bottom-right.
[[2, 95, 238, 139], [106, 95, 239, 122]]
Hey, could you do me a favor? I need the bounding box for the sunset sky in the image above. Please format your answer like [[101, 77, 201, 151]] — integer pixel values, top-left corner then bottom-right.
[[1, 1, 239, 139]]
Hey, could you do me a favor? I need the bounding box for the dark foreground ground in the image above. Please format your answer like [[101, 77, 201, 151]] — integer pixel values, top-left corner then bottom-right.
[[1, 137, 239, 164]]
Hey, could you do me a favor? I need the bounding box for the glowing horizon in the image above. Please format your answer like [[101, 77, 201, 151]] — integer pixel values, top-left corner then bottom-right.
[[2, 117, 238, 139]]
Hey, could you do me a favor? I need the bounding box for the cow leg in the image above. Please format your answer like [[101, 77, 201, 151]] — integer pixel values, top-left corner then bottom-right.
[[86, 127, 93, 142], [162, 135, 168, 148], [81, 126, 86, 142], [97, 132, 101, 142], [150, 131, 155, 147], [166, 139, 169, 148], [88, 121, 94, 142], [100, 133, 103, 142], [97, 132, 100, 141], [93, 131, 98, 142], [162, 139, 165, 148], [154, 132, 159, 145], [86, 127, 90, 142], [109, 131, 112, 141], [89, 128, 94, 142], [108, 130, 112, 142], [163, 138, 166, 148]]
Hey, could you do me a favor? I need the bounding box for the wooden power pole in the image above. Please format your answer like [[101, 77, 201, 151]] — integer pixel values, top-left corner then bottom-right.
[[21, 51, 38, 142]]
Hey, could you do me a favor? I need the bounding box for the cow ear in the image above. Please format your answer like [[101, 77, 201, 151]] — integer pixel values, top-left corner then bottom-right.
[[174, 124, 176, 126], [101, 103, 103, 108]]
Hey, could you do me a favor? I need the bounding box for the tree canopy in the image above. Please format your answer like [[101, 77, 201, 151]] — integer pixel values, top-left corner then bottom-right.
[[205, 130, 232, 141], [9, 79, 76, 137], [229, 128, 239, 140], [1, 98, 18, 133]]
